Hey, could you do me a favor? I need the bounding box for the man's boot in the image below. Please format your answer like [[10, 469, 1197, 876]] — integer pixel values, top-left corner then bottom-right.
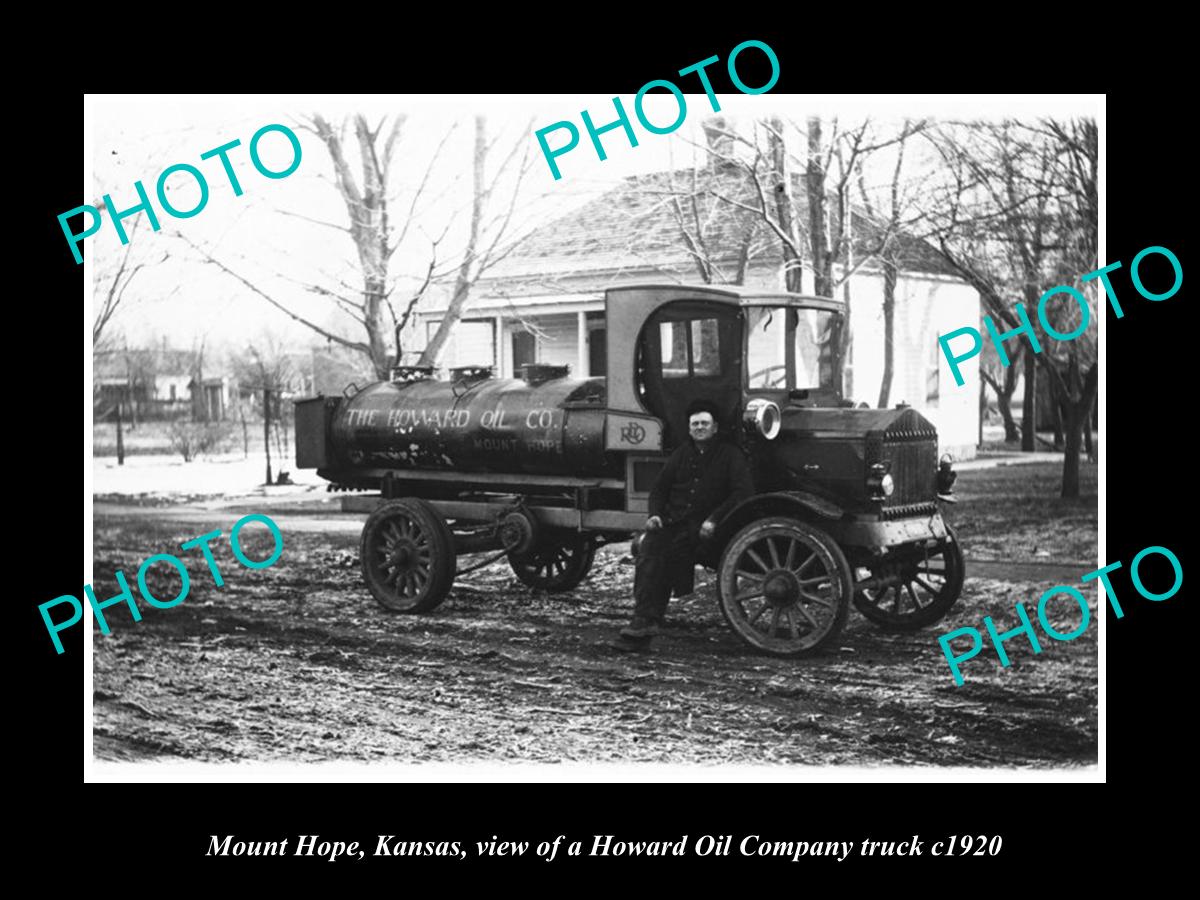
[[620, 616, 661, 639]]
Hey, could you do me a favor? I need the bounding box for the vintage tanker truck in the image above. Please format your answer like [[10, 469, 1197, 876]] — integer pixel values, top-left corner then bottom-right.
[[294, 284, 963, 657]]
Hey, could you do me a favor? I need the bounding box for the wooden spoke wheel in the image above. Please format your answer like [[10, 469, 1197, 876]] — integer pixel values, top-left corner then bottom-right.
[[508, 535, 596, 592], [361, 498, 456, 613], [853, 524, 965, 631], [717, 517, 853, 657]]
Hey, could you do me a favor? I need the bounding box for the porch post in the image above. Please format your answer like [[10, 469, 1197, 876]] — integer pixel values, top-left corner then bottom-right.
[[494, 315, 504, 377], [576, 309, 587, 377]]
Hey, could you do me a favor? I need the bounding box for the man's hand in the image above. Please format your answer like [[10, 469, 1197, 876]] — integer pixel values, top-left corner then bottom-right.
[[645, 515, 663, 531], [699, 519, 716, 539]]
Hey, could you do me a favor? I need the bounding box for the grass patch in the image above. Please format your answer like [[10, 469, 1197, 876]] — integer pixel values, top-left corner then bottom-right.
[[945, 461, 1097, 564]]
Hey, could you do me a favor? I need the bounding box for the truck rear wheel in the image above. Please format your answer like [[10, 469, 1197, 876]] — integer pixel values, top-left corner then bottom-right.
[[717, 517, 852, 657], [361, 498, 457, 612], [508, 534, 595, 592]]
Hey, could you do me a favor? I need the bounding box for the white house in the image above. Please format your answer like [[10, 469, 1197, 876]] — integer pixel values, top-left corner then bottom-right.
[[416, 166, 981, 460]]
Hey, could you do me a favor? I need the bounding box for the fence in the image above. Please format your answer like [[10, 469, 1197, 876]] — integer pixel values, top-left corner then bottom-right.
[[94, 398, 193, 423]]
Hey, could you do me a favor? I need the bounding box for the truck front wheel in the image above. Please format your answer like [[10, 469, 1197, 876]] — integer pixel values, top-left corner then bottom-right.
[[716, 517, 853, 657], [852, 524, 965, 631]]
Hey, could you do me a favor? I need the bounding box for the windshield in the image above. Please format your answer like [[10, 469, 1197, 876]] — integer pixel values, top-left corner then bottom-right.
[[745, 306, 836, 391]]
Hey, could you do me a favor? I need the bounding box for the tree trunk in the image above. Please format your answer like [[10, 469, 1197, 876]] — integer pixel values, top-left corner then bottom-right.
[[1052, 387, 1066, 451], [420, 117, 487, 368], [356, 114, 392, 380], [281, 406, 290, 461], [876, 255, 897, 409], [364, 278, 390, 380], [997, 390, 1019, 443], [978, 378, 985, 447], [1061, 406, 1083, 498], [239, 401, 249, 458], [997, 354, 1020, 442], [805, 118, 831, 298], [1060, 364, 1099, 499], [115, 401, 125, 466], [1021, 347, 1037, 452], [768, 116, 802, 293], [1083, 408, 1094, 458], [263, 389, 273, 486], [839, 279, 853, 398], [196, 352, 207, 424], [311, 113, 406, 381], [804, 118, 847, 384]]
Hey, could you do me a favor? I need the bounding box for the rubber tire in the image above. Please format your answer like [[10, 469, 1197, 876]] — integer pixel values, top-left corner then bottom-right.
[[508, 535, 596, 592], [717, 517, 853, 658], [360, 498, 456, 613], [853, 524, 965, 632]]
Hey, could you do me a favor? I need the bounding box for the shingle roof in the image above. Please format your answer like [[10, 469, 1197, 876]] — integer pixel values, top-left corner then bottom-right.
[[485, 166, 956, 287]]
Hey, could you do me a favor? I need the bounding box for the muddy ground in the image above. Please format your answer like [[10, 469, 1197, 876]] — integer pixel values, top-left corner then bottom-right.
[[91, 463, 1098, 767]]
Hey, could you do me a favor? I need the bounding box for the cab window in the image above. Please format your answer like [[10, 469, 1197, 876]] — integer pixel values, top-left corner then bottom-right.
[[659, 318, 723, 378]]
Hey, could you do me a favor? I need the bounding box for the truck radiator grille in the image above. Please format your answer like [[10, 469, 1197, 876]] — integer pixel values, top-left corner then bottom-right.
[[881, 437, 937, 517]]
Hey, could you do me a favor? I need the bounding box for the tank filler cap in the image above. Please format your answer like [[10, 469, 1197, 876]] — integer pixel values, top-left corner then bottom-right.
[[519, 363, 570, 385], [450, 365, 494, 383], [390, 365, 434, 383]]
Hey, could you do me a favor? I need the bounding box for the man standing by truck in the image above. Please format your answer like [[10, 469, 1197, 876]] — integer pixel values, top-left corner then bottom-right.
[[617, 399, 755, 650]]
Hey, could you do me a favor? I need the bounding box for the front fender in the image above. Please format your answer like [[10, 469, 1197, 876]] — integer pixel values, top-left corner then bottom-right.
[[698, 491, 847, 568]]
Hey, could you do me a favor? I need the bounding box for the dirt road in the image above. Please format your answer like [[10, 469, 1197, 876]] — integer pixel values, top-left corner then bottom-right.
[[90, 502, 1097, 767]]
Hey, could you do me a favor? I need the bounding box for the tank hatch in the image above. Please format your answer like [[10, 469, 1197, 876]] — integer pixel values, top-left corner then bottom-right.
[[519, 363, 570, 385]]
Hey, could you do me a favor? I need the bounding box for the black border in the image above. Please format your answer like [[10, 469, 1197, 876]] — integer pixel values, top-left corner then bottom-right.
[[33, 26, 1189, 881]]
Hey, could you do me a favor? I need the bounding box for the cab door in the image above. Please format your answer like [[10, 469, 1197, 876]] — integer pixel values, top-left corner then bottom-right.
[[636, 300, 743, 449]]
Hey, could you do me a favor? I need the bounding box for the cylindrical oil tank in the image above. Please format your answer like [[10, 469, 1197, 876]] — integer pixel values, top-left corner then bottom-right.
[[328, 372, 619, 477]]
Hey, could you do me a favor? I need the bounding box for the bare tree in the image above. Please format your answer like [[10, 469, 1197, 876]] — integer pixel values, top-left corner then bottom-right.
[[91, 148, 176, 350], [232, 337, 298, 485], [854, 120, 927, 408], [980, 342, 1024, 443], [621, 119, 767, 287], [187, 113, 450, 380], [92, 214, 168, 349], [766, 115, 803, 292], [418, 116, 534, 367], [188, 113, 532, 380], [700, 117, 921, 393], [1042, 118, 1099, 496], [922, 119, 1098, 497]]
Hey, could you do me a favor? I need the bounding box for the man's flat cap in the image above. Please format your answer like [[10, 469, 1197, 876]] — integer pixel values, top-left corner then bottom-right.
[[685, 398, 721, 420]]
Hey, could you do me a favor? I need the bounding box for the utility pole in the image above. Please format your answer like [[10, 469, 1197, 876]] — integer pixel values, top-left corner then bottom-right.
[[263, 388, 273, 485], [115, 401, 125, 466]]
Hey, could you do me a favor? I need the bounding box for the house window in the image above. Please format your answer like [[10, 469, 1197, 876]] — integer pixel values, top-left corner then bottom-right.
[[586, 311, 606, 377], [169, 384, 177, 401], [426, 318, 496, 368], [926, 336, 940, 407], [588, 328, 606, 377], [512, 330, 536, 371]]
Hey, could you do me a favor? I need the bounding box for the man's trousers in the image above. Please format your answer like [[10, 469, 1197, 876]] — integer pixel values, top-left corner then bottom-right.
[[633, 521, 699, 622]]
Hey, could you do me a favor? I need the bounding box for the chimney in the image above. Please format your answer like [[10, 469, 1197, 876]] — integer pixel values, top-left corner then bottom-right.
[[701, 116, 737, 170]]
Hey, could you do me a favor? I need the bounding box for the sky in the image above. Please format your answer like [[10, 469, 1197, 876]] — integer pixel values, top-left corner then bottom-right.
[[85, 94, 1100, 358]]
